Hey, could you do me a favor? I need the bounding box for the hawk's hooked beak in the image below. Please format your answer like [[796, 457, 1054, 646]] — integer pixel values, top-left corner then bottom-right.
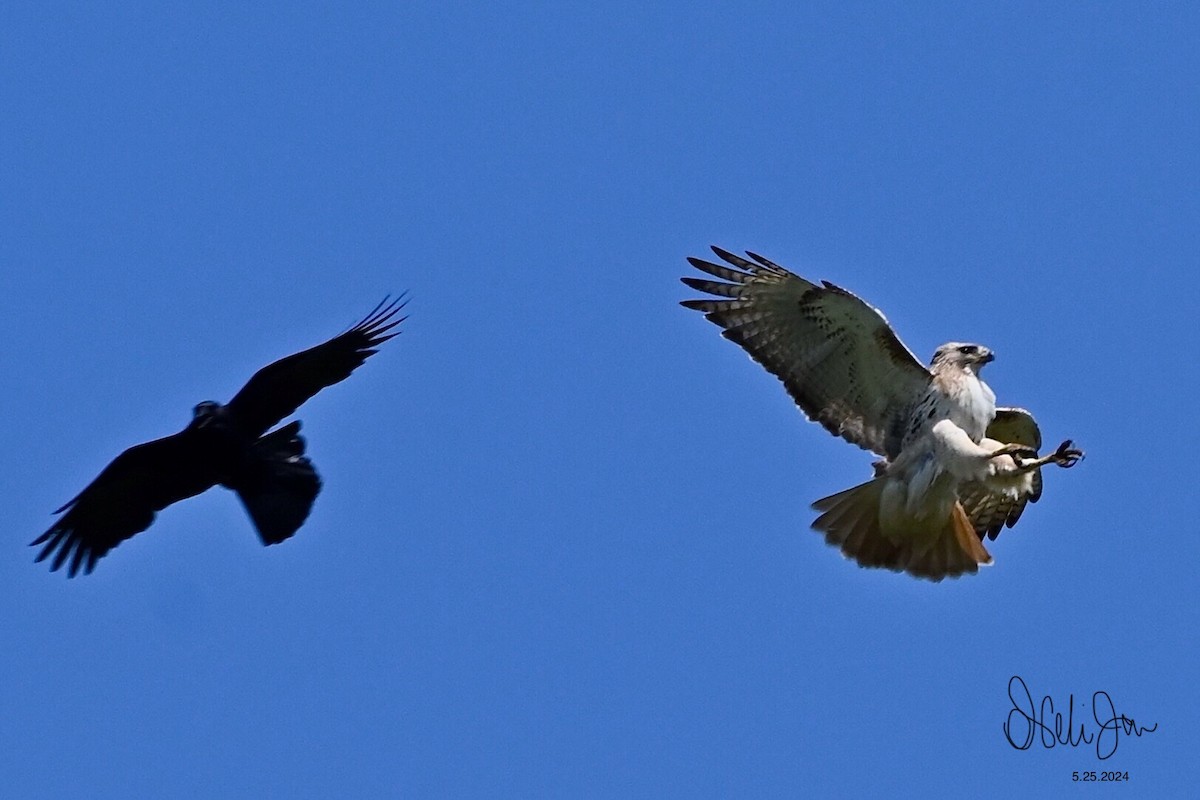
[[979, 350, 995, 364]]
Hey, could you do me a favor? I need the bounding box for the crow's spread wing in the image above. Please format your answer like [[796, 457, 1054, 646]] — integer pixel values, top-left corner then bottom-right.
[[226, 296, 406, 438], [31, 430, 219, 576], [682, 248, 931, 458]]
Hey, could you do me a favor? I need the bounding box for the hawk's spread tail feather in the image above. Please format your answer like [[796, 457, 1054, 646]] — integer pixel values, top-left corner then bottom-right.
[[810, 479, 902, 570], [811, 479, 992, 581], [227, 422, 322, 546]]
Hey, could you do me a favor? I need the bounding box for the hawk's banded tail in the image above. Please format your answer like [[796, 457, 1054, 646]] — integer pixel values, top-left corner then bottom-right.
[[810, 479, 992, 581]]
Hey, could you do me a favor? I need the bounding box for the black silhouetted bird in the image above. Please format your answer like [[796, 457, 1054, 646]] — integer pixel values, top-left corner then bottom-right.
[[32, 296, 407, 576]]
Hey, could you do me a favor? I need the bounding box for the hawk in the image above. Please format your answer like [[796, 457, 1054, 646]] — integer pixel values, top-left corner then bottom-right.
[[682, 248, 1081, 581], [32, 296, 407, 577]]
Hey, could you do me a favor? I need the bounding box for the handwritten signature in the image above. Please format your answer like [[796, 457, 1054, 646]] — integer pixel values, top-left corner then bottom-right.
[[1003, 675, 1157, 760]]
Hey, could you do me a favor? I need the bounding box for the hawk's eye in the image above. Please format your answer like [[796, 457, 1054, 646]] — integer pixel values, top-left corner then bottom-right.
[[957, 345, 974, 355]]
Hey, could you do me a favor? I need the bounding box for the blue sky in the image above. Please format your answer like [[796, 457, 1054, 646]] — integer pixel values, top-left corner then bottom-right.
[[1, 2, 1195, 797]]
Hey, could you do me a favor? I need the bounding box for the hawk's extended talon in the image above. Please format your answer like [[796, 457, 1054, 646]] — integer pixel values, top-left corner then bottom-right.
[[992, 442, 1038, 461], [1052, 439, 1084, 468]]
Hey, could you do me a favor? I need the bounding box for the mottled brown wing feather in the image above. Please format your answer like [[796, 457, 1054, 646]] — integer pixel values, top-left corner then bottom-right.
[[226, 295, 407, 438], [681, 247, 931, 458], [959, 407, 1044, 540]]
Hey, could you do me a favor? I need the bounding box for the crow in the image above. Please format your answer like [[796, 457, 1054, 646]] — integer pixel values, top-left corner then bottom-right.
[[32, 296, 407, 576]]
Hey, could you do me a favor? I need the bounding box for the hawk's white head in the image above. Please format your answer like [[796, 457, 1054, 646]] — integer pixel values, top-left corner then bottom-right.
[[932, 342, 994, 374]]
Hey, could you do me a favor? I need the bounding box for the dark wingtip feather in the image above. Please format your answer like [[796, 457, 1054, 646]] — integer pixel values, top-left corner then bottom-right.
[[69, 543, 88, 578], [51, 494, 81, 515], [365, 318, 405, 341], [682, 266, 718, 283], [744, 251, 793, 274], [32, 528, 65, 559], [32, 526, 95, 577], [357, 294, 393, 326], [680, 276, 714, 291], [347, 293, 410, 336], [708, 246, 756, 270], [51, 538, 74, 572]]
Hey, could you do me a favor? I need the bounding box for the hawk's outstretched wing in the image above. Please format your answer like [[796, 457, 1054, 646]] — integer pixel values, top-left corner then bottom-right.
[[30, 431, 219, 576], [681, 247, 931, 458], [226, 295, 407, 439], [959, 407, 1045, 540]]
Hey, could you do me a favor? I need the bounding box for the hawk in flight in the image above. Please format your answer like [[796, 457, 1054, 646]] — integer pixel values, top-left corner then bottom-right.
[[32, 296, 407, 577], [682, 248, 1081, 581]]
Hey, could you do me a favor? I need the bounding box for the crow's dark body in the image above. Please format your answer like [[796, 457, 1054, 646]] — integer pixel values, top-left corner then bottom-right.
[[33, 296, 405, 576]]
